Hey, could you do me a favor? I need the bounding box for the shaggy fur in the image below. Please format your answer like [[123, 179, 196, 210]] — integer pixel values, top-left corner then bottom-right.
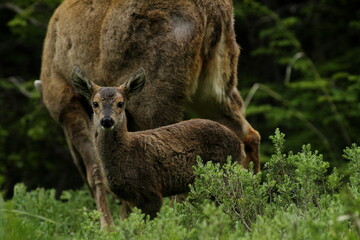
[[72, 67, 244, 218], [40, 0, 260, 227]]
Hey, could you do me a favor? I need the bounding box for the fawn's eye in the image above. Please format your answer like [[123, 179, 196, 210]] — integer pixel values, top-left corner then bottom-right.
[[93, 102, 99, 108], [117, 102, 124, 108]]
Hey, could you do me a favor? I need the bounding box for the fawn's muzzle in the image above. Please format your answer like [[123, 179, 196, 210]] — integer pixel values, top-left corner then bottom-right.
[[100, 117, 114, 129]]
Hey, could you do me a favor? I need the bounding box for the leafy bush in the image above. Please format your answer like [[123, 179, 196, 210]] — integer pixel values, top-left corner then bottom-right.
[[265, 129, 334, 210], [344, 144, 360, 199], [2, 130, 358, 239], [185, 157, 267, 231]]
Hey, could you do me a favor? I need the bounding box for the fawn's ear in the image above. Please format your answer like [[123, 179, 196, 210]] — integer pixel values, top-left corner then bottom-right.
[[123, 68, 146, 99], [71, 66, 98, 100]]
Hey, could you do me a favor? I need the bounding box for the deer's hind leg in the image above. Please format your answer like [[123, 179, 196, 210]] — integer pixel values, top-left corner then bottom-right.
[[191, 22, 261, 172], [217, 87, 261, 172]]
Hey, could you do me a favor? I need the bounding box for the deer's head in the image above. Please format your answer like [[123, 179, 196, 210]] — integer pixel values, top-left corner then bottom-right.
[[71, 66, 145, 130]]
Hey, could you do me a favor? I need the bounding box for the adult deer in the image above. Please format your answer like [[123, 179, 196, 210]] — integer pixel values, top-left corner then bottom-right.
[[40, 0, 260, 227]]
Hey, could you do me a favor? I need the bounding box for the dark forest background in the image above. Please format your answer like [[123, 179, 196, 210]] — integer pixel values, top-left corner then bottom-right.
[[0, 0, 359, 198]]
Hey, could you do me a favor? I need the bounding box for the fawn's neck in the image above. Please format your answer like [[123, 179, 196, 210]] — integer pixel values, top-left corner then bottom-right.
[[94, 117, 130, 167]]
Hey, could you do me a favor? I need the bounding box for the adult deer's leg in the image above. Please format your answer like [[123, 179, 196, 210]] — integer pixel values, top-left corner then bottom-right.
[[217, 87, 261, 173], [62, 104, 114, 228], [194, 15, 261, 172], [42, 77, 113, 228], [64, 133, 88, 186]]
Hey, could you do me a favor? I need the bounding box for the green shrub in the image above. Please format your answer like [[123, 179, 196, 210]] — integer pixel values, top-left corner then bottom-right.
[[0, 184, 117, 239], [1, 130, 359, 239], [344, 144, 360, 199], [185, 157, 267, 231], [265, 129, 334, 210], [250, 198, 360, 240]]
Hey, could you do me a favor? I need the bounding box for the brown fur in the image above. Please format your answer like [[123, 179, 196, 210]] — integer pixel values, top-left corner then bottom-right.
[[40, 0, 260, 227], [72, 67, 244, 218]]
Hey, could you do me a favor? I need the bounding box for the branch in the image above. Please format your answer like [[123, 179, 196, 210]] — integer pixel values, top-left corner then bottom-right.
[[8, 77, 32, 98], [245, 83, 333, 155], [0, 2, 46, 28], [284, 52, 305, 84], [247, 1, 351, 145]]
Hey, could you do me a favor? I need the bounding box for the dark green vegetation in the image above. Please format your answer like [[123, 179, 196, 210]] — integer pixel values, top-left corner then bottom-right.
[[0, 0, 359, 238], [235, 0, 360, 166], [0, 0, 82, 198], [1, 130, 359, 239], [1, 0, 359, 195]]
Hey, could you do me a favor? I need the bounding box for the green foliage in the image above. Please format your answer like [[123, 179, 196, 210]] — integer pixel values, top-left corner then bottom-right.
[[1, 2, 359, 238], [250, 198, 360, 240], [343, 144, 360, 199], [0, 78, 82, 197], [265, 129, 332, 210], [6, 0, 62, 40], [0, 0, 83, 196], [235, 0, 360, 165], [185, 157, 266, 231], [1, 130, 360, 239], [0, 183, 101, 239]]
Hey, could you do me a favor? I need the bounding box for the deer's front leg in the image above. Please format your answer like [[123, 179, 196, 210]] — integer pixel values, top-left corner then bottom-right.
[[61, 101, 114, 229]]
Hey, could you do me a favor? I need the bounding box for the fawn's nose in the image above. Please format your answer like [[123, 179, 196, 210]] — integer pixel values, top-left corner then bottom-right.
[[100, 117, 114, 129]]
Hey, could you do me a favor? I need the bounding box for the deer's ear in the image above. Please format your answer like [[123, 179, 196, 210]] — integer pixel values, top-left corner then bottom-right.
[[71, 66, 98, 100], [123, 68, 146, 99]]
